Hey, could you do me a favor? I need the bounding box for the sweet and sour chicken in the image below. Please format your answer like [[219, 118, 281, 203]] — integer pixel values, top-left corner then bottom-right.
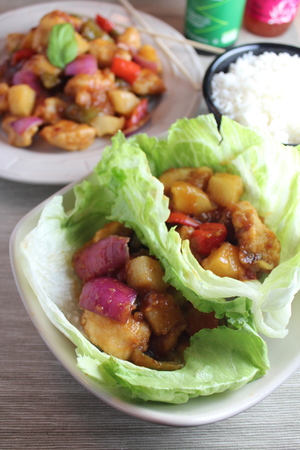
[[0, 10, 166, 150]]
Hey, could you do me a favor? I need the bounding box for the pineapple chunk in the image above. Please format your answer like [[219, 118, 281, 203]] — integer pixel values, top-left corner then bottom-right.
[[8, 84, 36, 117], [108, 90, 140, 116], [207, 172, 244, 207], [201, 242, 245, 279], [74, 32, 90, 55], [125, 255, 168, 293], [159, 167, 193, 194], [89, 114, 125, 137], [170, 181, 215, 216], [159, 167, 213, 194]]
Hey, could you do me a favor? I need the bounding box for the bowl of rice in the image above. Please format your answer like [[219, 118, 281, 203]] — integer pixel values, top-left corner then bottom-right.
[[202, 43, 300, 145]]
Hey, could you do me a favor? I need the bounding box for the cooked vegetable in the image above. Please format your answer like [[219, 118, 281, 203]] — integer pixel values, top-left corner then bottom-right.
[[73, 234, 130, 281], [12, 70, 43, 94], [8, 84, 36, 116], [11, 116, 43, 135], [79, 277, 137, 324], [111, 57, 141, 84], [64, 54, 98, 75], [190, 223, 227, 256], [167, 211, 200, 228], [96, 14, 115, 34]]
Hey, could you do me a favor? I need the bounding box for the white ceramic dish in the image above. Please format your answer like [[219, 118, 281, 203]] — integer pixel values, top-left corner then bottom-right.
[[0, 1, 203, 185], [10, 175, 300, 427]]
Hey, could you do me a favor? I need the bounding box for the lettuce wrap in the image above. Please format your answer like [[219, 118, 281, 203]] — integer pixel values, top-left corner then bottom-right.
[[21, 114, 300, 404], [95, 114, 300, 340]]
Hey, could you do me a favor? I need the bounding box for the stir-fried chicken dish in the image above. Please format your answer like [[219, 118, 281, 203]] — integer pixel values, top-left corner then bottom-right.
[[0, 10, 166, 151]]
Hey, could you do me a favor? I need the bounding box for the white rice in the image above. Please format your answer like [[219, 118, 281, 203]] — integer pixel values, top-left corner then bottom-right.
[[211, 51, 300, 144]]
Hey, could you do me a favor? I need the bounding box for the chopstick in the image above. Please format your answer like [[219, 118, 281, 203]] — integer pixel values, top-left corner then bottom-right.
[[115, 22, 225, 55], [118, 0, 201, 90]]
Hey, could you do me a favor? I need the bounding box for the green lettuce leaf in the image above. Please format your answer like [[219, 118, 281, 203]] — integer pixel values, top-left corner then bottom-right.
[[20, 129, 269, 402], [95, 115, 300, 338]]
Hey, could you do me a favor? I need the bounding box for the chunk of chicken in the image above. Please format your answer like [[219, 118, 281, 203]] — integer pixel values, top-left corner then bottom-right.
[[131, 68, 166, 95], [34, 97, 66, 124], [89, 38, 117, 68], [2, 115, 40, 147], [229, 201, 281, 273], [5, 33, 25, 53], [81, 309, 151, 360], [64, 70, 116, 110], [117, 26, 141, 51], [40, 119, 96, 151], [23, 54, 62, 88]]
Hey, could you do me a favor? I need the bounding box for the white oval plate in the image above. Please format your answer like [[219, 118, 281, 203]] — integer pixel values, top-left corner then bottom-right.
[[0, 1, 203, 185], [10, 176, 300, 427]]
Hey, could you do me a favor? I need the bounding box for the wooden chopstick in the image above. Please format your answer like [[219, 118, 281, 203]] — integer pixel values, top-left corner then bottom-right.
[[115, 22, 225, 55], [118, 0, 201, 90]]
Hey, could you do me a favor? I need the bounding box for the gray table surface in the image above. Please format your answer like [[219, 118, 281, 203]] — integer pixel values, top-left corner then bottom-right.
[[1, 1, 300, 449]]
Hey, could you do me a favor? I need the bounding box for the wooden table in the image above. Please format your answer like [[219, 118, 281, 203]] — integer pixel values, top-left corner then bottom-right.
[[1, 1, 300, 448]]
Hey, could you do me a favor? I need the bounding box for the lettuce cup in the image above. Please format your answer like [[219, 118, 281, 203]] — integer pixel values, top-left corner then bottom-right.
[[20, 114, 300, 403], [95, 114, 300, 340]]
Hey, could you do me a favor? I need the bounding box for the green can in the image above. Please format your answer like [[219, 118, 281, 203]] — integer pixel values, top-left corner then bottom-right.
[[185, 0, 247, 49]]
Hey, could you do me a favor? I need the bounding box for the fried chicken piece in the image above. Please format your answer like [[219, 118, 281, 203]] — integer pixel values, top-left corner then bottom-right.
[[81, 310, 150, 360], [229, 201, 281, 273]]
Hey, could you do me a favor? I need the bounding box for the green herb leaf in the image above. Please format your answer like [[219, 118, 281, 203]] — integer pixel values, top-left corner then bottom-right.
[[47, 23, 78, 69]]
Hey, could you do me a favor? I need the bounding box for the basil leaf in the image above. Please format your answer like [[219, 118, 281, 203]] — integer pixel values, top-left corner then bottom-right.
[[47, 23, 78, 69]]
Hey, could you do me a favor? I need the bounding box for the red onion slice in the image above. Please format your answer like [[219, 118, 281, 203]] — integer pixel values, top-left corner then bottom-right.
[[11, 116, 43, 135], [65, 54, 98, 75], [73, 235, 130, 282], [12, 70, 44, 95], [79, 277, 137, 323], [132, 54, 159, 73]]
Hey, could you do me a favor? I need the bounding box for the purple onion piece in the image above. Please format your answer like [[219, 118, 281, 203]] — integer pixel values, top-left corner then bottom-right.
[[65, 54, 98, 76], [79, 277, 137, 323], [73, 235, 130, 282], [12, 69, 44, 95], [11, 116, 43, 135]]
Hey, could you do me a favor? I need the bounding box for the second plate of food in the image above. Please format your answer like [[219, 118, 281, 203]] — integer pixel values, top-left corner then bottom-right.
[[0, 1, 203, 184]]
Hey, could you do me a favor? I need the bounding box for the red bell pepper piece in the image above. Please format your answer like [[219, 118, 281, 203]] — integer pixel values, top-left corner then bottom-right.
[[96, 14, 114, 33], [167, 211, 200, 228], [11, 48, 35, 66], [190, 223, 227, 256], [111, 57, 141, 84]]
